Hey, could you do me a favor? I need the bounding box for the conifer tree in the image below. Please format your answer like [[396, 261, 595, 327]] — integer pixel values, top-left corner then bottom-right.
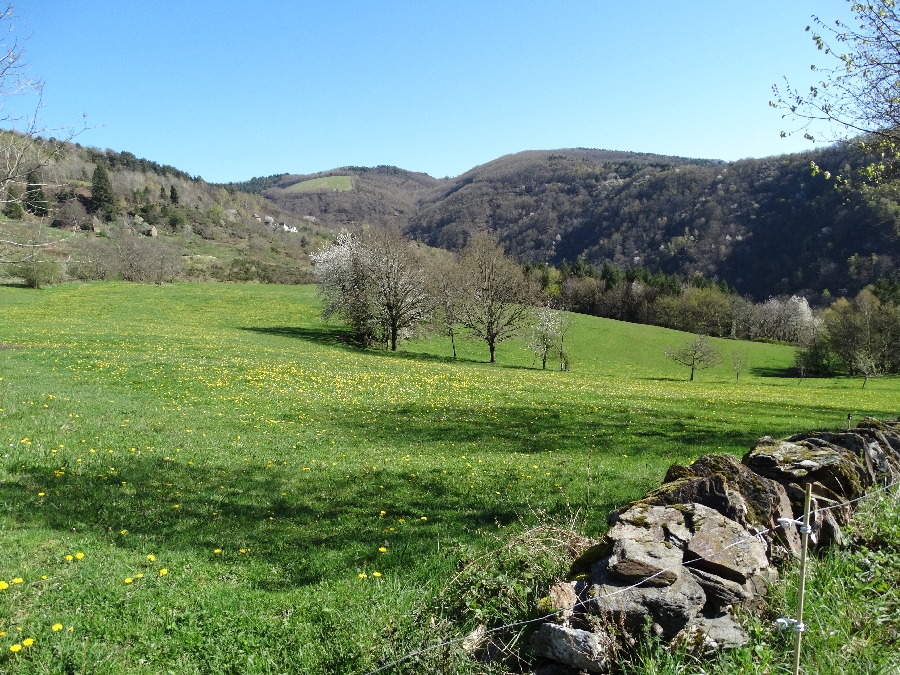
[[90, 164, 118, 222], [169, 184, 179, 205], [24, 169, 48, 217], [3, 186, 24, 220]]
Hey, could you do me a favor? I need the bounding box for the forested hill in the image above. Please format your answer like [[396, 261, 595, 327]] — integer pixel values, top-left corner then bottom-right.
[[253, 145, 900, 302]]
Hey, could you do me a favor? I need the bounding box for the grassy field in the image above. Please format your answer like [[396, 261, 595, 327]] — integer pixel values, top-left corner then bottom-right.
[[283, 176, 353, 193], [0, 282, 897, 674]]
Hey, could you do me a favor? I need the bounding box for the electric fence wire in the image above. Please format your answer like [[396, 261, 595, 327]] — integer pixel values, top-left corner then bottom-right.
[[362, 480, 898, 675]]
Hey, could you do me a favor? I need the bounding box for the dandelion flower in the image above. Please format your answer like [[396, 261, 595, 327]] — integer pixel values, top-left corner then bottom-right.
[[65, 555, 73, 562], [0, 581, 8, 590], [135, 573, 143, 579], [124, 578, 133, 584], [379, 510, 386, 516], [12, 578, 23, 584], [52, 623, 62, 632], [38, 492, 45, 497], [22, 638, 33, 647], [147, 554, 155, 562], [214, 549, 222, 554], [420, 517, 427, 521], [378, 547, 387, 553], [41, 575, 47, 580], [120, 529, 128, 535], [75, 552, 84, 560], [372, 571, 382, 577], [9, 644, 21, 653], [159, 568, 168, 577], [358, 573, 367, 578]]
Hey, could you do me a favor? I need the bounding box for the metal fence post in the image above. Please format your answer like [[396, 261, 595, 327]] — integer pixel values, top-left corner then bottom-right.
[[793, 483, 813, 675]]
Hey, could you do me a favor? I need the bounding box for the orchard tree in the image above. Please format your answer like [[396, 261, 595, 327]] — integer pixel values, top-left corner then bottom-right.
[[429, 253, 463, 359], [731, 348, 747, 382], [458, 234, 534, 363], [310, 228, 431, 350], [665, 335, 722, 381], [528, 305, 572, 370]]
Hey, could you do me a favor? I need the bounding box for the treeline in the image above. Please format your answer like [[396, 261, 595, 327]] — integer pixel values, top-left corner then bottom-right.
[[798, 284, 900, 380], [529, 258, 822, 343], [223, 173, 288, 194], [84, 148, 197, 182]]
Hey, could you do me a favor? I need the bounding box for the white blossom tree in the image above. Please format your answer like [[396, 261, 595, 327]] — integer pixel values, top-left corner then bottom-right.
[[310, 228, 432, 350], [528, 305, 572, 370]]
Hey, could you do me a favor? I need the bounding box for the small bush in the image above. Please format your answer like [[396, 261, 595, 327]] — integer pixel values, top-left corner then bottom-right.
[[9, 259, 61, 288]]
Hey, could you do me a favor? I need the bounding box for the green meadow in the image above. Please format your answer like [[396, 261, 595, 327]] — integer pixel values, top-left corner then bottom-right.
[[0, 283, 897, 674], [283, 176, 353, 193]]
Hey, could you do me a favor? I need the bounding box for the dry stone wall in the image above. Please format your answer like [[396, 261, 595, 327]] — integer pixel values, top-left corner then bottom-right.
[[529, 417, 900, 674]]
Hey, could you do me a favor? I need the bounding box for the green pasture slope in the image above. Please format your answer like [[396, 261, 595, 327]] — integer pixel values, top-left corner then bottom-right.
[[0, 282, 897, 674], [283, 176, 353, 193]]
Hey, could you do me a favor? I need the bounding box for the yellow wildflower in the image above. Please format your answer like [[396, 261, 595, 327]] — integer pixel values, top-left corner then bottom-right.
[[22, 638, 33, 647], [147, 554, 155, 562], [75, 552, 84, 560], [52, 623, 62, 632], [124, 578, 133, 584], [159, 568, 168, 577], [9, 644, 21, 653], [11, 578, 22, 584]]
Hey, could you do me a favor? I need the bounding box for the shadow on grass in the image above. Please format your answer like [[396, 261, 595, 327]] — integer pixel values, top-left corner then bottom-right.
[[749, 365, 797, 378], [3, 455, 539, 589], [241, 325, 536, 369]]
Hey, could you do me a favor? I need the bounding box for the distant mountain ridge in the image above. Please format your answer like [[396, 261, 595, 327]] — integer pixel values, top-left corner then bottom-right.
[[245, 145, 900, 302]]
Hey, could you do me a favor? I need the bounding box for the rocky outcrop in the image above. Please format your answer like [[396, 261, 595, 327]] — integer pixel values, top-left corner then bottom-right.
[[531, 417, 899, 673]]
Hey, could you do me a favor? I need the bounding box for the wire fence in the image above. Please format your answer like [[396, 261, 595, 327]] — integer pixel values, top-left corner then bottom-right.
[[363, 480, 898, 675]]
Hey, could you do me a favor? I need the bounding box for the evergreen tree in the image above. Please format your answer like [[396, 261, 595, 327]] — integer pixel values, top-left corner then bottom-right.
[[159, 185, 167, 202], [169, 184, 179, 205], [3, 186, 24, 220], [90, 164, 118, 222], [24, 169, 49, 217]]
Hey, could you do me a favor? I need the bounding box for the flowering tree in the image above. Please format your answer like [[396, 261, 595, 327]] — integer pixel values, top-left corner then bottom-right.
[[310, 228, 432, 350], [528, 305, 572, 370]]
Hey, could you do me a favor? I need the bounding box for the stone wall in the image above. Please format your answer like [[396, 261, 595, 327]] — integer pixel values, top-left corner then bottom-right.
[[529, 417, 900, 674]]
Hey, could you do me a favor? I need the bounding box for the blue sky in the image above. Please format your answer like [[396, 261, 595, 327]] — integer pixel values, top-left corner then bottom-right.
[[10, 0, 854, 183]]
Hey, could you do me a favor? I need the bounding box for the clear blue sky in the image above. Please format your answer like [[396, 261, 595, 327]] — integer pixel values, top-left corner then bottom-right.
[[10, 0, 854, 183]]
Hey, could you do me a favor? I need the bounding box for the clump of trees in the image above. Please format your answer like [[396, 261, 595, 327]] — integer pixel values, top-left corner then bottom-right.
[[796, 287, 900, 384], [312, 230, 535, 360]]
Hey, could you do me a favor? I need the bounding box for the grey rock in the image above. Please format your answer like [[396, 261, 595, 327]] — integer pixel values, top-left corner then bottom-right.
[[548, 582, 580, 621], [530, 623, 613, 673], [590, 561, 706, 640], [687, 568, 752, 612], [674, 613, 749, 654], [744, 436, 869, 503], [608, 538, 683, 587], [684, 504, 769, 584]]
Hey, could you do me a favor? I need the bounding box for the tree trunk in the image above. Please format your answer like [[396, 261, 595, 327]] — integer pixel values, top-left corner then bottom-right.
[[391, 325, 398, 351], [542, 353, 547, 369], [489, 342, 496, 363], [690, 365, 695, 381], [450, 328, 457, 359]]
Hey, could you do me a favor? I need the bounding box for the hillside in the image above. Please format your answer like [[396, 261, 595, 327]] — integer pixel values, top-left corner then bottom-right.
[[259, 165, 442, 230], [252, 145, 900, 302], [0, 135, 334, 284]]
